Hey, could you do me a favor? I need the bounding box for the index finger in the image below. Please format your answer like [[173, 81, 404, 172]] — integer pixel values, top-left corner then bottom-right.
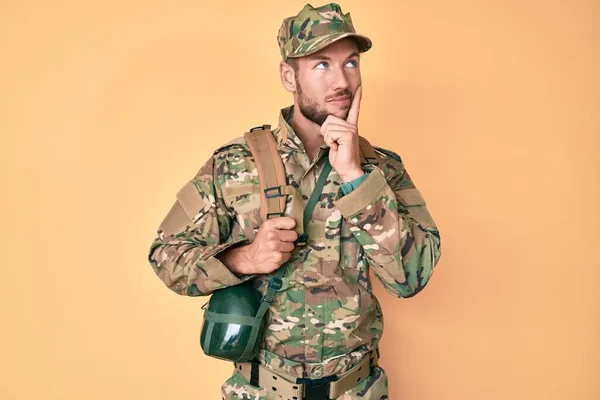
[[278, 230, 299, 243], [346, 86, 362, 126], [265, 216, 296, 230]]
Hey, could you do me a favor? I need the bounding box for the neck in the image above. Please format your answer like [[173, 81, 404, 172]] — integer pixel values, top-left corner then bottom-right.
[[289, 105, 325, 161]]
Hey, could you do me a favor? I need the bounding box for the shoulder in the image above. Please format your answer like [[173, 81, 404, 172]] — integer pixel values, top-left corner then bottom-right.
[[368, 144, 406, 179], [207, 134, 259, 188], [209, 135, 255, 172], [373, 146, 403, 165], [212, 135, 251, 158], [357, 136, 403, 166], [191, 135, 252, 181]]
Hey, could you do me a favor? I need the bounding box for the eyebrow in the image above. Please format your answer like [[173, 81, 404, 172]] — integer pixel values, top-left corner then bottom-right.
[[306, 51, 360, 62]]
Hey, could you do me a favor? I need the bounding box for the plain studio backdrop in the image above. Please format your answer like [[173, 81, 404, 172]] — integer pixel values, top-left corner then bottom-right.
[[1, 1, 598, 399]]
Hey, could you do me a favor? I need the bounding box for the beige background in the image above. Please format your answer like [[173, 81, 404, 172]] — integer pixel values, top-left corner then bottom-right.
[[1, 0, 598, 399]]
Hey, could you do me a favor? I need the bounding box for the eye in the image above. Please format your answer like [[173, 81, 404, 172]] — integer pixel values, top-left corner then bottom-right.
[[346, 59, 358, 67], [315, 61, 329, 69]]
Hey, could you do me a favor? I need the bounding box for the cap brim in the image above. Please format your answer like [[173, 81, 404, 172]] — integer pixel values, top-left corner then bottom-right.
[[287, 32, 372, 59]]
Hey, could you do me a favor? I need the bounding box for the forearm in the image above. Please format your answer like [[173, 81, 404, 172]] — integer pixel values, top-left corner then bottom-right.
[[148, 160, 255, 296], [362, 217, 441, 298], [334, 167, 442, 297], [149, 237, 253, 296], [215, 243, 255, 275]]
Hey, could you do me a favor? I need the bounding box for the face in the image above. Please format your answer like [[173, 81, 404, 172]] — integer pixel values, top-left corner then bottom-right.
[[289, 38, 362, 126]]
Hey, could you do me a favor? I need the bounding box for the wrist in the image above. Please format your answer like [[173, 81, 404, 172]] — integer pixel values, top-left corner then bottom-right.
[[339, 167, 364, 183], [217, 244, 254, 275]]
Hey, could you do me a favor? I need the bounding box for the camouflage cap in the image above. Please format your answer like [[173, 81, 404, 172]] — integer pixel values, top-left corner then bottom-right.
[[277, 3, 372, 61]]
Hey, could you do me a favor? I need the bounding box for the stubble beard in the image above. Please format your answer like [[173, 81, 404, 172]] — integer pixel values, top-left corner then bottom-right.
[[296, 82, 349, 126]]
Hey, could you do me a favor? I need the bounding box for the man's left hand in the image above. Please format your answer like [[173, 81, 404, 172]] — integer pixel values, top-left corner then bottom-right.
[[320, 86, 364, 182]]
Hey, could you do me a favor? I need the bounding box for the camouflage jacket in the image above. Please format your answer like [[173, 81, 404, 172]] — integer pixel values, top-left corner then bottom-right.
[[148, 105, 442, 380]]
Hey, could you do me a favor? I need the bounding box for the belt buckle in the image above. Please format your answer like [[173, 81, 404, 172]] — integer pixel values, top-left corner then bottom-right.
[[298, 375, 336, 400], [304, 381, 330, 400]]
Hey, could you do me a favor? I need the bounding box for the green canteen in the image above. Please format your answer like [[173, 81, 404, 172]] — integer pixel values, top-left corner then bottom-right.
[[200, 281, 266, 362]]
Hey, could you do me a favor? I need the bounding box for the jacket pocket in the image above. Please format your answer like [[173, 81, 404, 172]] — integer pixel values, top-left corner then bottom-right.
[[396, 187, 438, 230]]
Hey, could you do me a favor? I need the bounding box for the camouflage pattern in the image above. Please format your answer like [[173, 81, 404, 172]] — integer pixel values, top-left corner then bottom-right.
[[221, 365, 389, 399], [277, 3, 372, 60], [148, 106, 442, 395]]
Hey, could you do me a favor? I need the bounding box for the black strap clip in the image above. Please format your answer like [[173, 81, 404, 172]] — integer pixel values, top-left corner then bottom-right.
[[297, 374, 337, 400], [303, 381, 331, 400], [250, 124, 271, 132], [294, 233, 308, 247], [266, 212, 284, 219], [268, 277, 283, 290], [260, 277, 283, 304]]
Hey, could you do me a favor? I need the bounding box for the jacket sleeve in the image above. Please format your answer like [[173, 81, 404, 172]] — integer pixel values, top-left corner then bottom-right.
[[333, 156, 442, 298], [147, 153, 254, 296]]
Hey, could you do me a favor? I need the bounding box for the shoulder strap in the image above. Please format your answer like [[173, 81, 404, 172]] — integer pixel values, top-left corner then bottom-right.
[[237, 158, 333, 362], [244, 125, 287, 222], [358, 136, 382, 167]]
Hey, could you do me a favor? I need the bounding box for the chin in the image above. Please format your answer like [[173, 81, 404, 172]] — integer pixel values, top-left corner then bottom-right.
[[326, 106, 349, 119], [336, 110, 350, 119]]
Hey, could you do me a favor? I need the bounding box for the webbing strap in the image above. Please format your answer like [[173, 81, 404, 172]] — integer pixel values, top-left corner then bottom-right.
[[203, 311, 257, 326], [237, 287, 274, 361], [303, 159, 333, 229], [244, 127, 287, 221], [202, 321, 214, 354], [237, 158, 333, 362]]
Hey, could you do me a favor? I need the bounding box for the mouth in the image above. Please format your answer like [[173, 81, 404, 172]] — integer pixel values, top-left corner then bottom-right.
[[327, 96, 351, 106]]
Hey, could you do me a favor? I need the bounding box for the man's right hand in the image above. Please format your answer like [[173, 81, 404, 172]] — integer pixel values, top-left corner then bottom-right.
[[217, 217, 298, 275]]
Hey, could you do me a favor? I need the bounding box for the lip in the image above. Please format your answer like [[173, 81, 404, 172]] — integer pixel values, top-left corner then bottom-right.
[[327, 96, 351, 105]]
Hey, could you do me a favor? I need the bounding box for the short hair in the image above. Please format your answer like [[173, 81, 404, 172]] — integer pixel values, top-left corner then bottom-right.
[[286, 58, 299, 74]]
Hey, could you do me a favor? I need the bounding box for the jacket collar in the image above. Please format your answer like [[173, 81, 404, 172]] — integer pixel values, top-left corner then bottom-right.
[[273, 105, 305, 153]]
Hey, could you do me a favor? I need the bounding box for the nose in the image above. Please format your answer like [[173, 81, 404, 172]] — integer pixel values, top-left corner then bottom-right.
[[329, 66, 350, 92]]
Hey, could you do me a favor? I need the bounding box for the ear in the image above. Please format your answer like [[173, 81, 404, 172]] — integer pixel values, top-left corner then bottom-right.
[[279, 60, 296, 93]]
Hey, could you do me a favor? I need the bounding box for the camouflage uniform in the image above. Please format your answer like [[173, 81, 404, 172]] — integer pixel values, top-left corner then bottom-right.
[[148, 3, 442, 399]]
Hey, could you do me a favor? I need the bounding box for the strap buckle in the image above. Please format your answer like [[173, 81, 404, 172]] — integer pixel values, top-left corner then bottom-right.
[[260, 277, 283, 304], [294, 233, 308, 247], [266, 212, 284, 219], [268, 277, 283, 290], [303, 381, 331, 400], [297, 375, 337, 400], [264, 186, 282, 198], [250, 124, 271, 132]]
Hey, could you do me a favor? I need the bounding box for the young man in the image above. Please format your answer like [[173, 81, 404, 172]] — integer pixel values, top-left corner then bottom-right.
[[148, 3, 442, 399]]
